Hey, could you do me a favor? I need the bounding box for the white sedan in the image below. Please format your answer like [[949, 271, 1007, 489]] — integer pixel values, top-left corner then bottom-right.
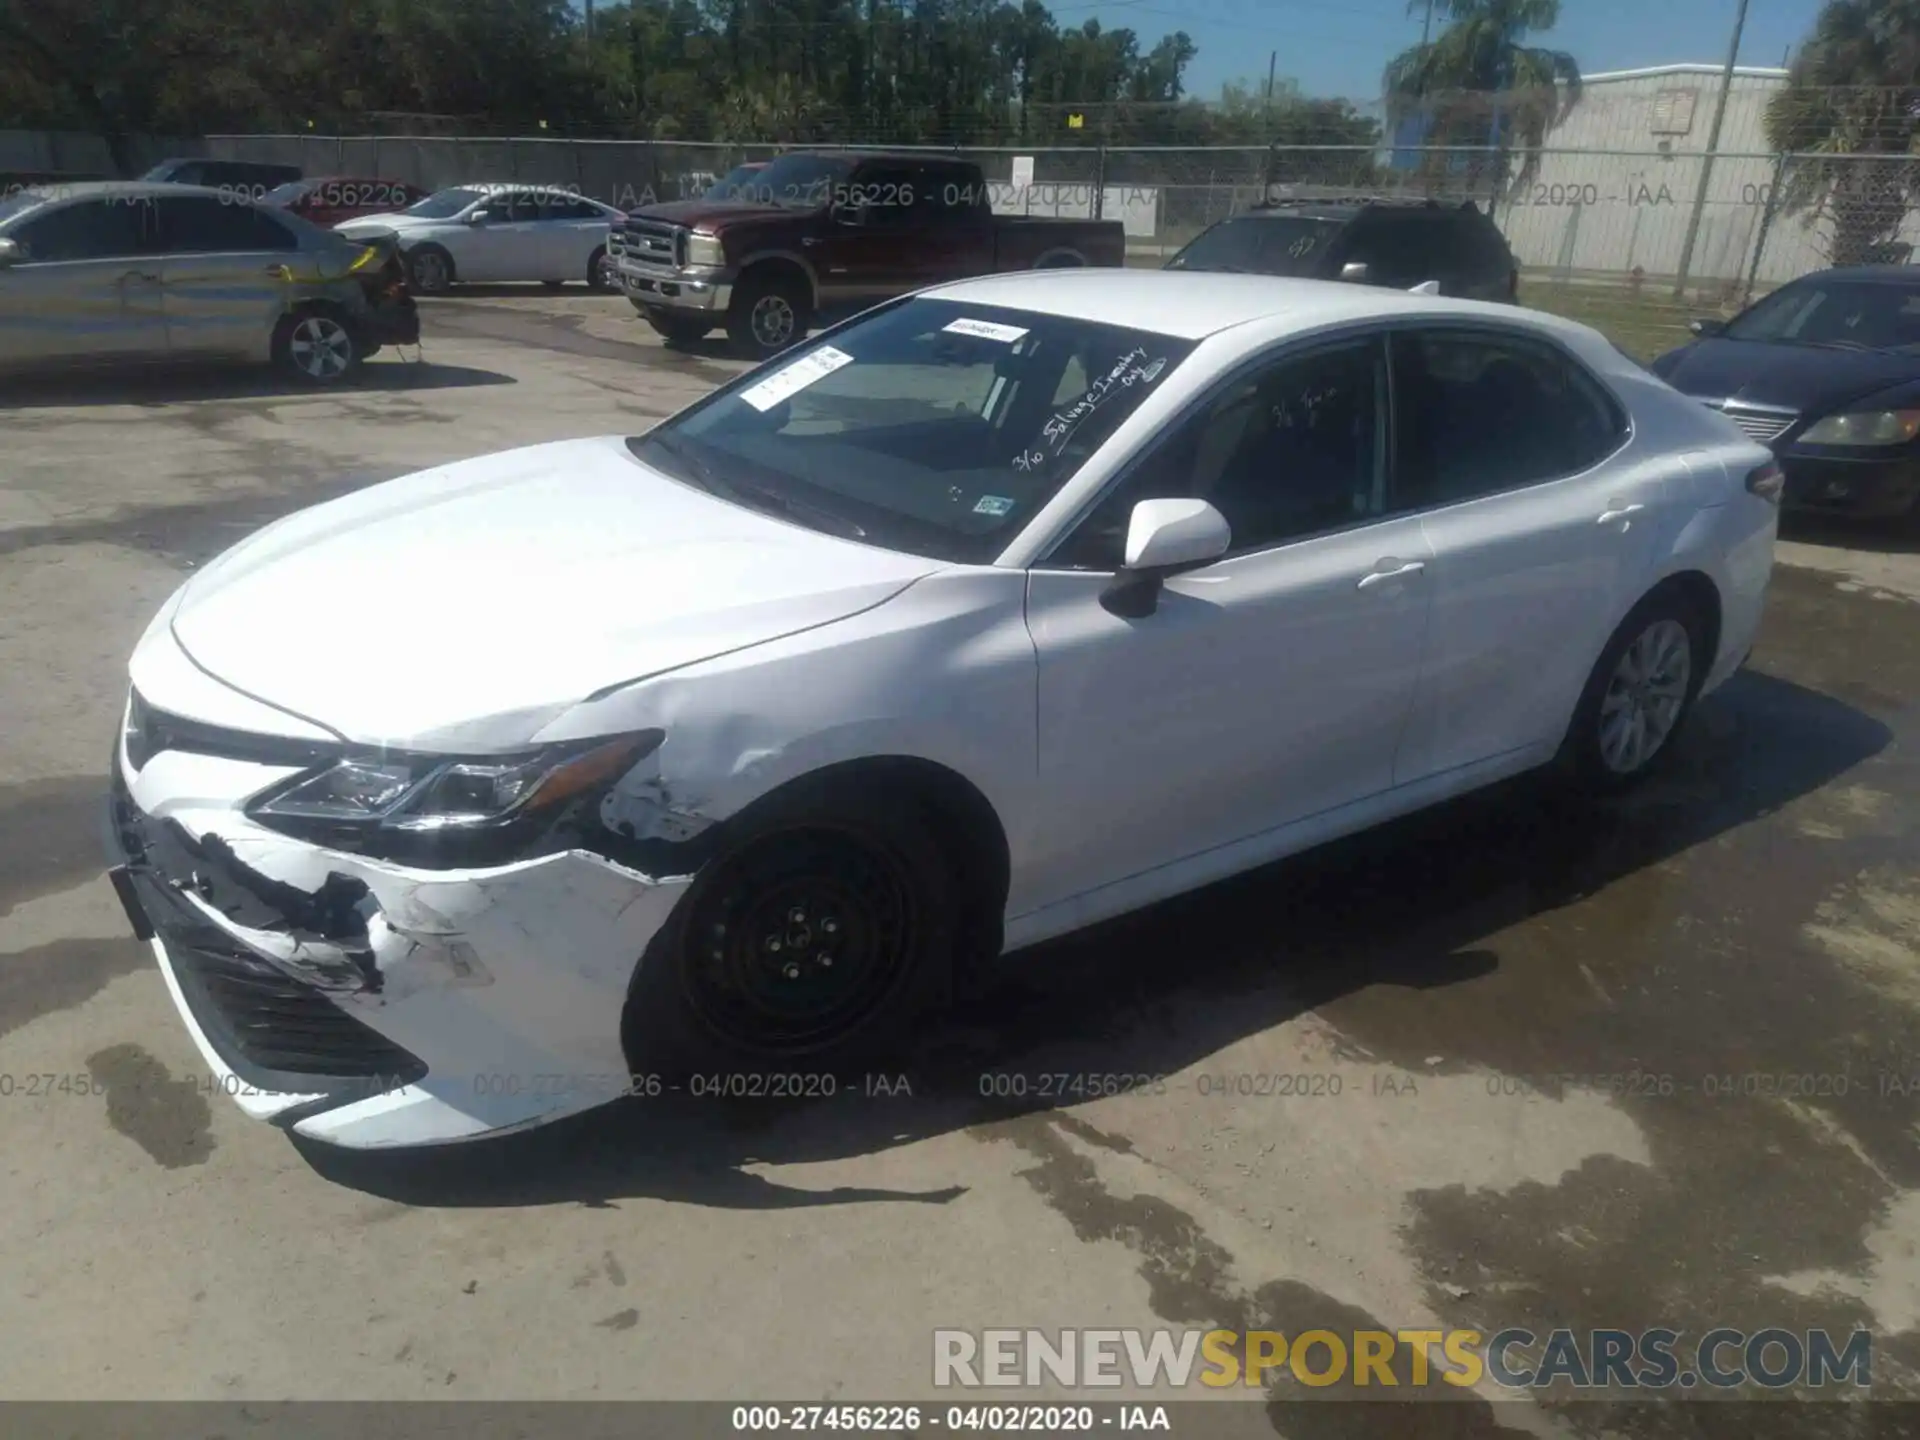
[[105, 271, 1778, 1149], [334, 184, 623, 294]]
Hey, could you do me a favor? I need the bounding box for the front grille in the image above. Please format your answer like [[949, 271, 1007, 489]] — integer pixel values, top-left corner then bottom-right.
[[619, 219, 684, 267], [1698, 399, 1797, 446], [161, 917, 424, 1083]]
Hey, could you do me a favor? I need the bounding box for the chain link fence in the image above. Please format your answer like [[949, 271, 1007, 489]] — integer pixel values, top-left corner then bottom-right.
[[176, 126, 1920, 362]]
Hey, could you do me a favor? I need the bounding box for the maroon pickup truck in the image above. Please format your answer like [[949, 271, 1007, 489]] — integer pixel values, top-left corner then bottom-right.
[[610, 150, 1127, 358]]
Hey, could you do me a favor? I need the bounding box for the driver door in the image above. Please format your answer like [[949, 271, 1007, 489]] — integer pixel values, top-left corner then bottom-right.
[[457, 190, 543, 281], [1020, 334, 1435, 916]]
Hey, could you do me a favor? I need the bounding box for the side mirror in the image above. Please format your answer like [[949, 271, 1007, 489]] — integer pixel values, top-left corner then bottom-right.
[[1100, 499, 1231, 618], [465, 209, 490, 225], [1338, 261, 1370, 283], [0, 237, 19, 267], [834, 203, 868, 227], [1688, 318, 1725, 337]]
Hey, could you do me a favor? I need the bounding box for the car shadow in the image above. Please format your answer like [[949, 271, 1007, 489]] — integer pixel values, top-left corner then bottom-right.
[[1780, 508, 1920, 556], [0, 357, 515, 409], [299, 669, 1891, 1211]]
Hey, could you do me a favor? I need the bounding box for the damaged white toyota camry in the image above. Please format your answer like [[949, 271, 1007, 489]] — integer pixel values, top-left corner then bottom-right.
[[106, 270, 1778, 1149]]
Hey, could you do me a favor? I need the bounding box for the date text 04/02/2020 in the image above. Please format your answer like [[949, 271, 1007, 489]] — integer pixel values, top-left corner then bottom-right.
[[730, 1406, 1172, 1432]]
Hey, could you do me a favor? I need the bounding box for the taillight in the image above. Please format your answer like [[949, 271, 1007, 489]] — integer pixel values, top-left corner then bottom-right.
[[1746, 459, 1785, 504]]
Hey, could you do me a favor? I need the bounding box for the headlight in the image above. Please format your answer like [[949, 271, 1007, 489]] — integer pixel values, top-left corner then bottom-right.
[[685, 232, 725, 268], [248, 731, 663, 838], [1797, 409, 1920, 446]]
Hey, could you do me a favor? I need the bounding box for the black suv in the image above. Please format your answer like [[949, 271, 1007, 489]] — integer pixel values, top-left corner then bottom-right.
[[1167, 197, 1518, 302]]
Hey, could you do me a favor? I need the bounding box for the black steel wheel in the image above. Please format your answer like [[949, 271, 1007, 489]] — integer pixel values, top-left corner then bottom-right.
[[624, 787, 956, 1077]]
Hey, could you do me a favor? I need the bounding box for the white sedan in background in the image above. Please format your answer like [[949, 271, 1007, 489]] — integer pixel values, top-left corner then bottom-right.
[[105, 271, 1778, 1149], [334, 183, 623, 294]]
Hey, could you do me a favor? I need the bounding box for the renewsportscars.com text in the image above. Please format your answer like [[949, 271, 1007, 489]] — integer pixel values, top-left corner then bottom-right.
[[932, 1327, 1872, 1391]]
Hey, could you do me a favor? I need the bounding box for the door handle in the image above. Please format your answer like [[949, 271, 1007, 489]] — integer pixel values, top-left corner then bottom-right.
[[1357, 559, 1425, 589], [119, 270, 160, 283], [1596, 502, 1645, 525]]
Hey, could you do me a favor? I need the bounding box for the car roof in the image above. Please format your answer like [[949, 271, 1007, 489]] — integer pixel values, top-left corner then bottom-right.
[[12, 180, 213, 202], [1236, 197, 1485, 223], [1800, 265, 1920, 284], [917, 269, 1574, 343]]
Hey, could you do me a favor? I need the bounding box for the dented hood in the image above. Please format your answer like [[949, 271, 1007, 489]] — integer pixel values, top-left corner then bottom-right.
[[170, 437, 942, 749]]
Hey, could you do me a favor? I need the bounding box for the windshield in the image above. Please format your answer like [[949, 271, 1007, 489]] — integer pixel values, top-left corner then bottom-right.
[[635, 297, 1196, 563], [1723, 278, 1920, 350], [402, 187, 484, 219], [0, 191, 47, 227], [1166, 215, 1343, 276], [263, 181, 312, 204], [746, 153, 859, 209], [703, 164, 770, 203]]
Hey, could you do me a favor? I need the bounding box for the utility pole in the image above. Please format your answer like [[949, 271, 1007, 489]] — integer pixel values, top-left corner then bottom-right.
[[1421, 0, 1435, 46], [1672, 0, 1751, 299], [1263, 50, 1277, 127]]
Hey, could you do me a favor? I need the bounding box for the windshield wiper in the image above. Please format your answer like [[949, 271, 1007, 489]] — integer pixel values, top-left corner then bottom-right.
[[729, 480, 869, 542]]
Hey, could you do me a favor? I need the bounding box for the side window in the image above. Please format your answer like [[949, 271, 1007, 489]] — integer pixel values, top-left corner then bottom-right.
[[853, 166, 924, 228], [1352, 215, 1435, 286], [493, 191, 537, 222], [13, 199, 151, 261], [1049, 340, 1387, 570], [155, 196, 297, 253], [1390, 330, 1626, 509]]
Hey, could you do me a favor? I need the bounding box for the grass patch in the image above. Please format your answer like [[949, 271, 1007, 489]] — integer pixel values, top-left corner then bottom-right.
[[1521, 281, 1753, 362]]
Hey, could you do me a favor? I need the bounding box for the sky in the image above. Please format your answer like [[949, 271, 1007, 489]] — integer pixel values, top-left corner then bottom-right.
[[1070, 0, 1827, 103]]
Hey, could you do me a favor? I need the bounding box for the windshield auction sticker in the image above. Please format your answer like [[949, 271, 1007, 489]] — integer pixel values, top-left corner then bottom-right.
[[740, 345, 855, 412], [943, 317, 1029, 344]]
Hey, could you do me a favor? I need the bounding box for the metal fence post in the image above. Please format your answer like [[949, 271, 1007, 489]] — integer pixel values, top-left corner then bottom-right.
[[1093, 142, 1107, 221], [1742, 150, 1788, 304]]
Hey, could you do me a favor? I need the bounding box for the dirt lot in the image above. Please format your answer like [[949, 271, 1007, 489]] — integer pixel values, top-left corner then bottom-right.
[[1, 290, 1918, 1437]]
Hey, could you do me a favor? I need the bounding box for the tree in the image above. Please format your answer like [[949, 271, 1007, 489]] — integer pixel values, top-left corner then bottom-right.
[[1381, 0, 1580, 197], [1765, 0, 1920, 266]]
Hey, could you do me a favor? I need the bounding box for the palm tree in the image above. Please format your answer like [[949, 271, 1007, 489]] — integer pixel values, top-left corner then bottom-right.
[[1382, 0, 1580, 200], [1764, 0, 1920, 267]]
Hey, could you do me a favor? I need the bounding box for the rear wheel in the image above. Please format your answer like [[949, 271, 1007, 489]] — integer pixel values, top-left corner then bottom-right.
[[1561, 590, 1709, 791], [623, 787, 955, 1080]]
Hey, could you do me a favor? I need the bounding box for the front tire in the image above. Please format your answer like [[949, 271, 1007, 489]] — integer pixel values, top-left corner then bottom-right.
[[407, 245, 454, 295], [1561, 589, 1709, 791], [587, 245, 616, 293], [272, 308, 361, 386], [623, 787, 956, 1081], [726, 271, 811, 360]]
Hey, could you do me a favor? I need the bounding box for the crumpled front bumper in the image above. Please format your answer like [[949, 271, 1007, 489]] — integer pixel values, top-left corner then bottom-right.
[[105, 742, 691, 1149]]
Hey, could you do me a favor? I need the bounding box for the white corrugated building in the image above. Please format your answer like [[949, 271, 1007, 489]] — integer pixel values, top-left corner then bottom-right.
[[1494, 62, 1837, 286]]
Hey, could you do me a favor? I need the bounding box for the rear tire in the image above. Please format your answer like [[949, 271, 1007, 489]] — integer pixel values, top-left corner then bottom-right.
[[1559, 588, 1709, 793], [622, 786, 956, 1082], [726, 271, 811, 360], [272, 307, 361, 386]]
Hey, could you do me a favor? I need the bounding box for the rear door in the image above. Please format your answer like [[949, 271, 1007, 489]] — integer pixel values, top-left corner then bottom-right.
[[538, 192, 612, 280], [0, 196, 166, 364], [152, 195, 300, 358], [1385, 325, 1678, 780]]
